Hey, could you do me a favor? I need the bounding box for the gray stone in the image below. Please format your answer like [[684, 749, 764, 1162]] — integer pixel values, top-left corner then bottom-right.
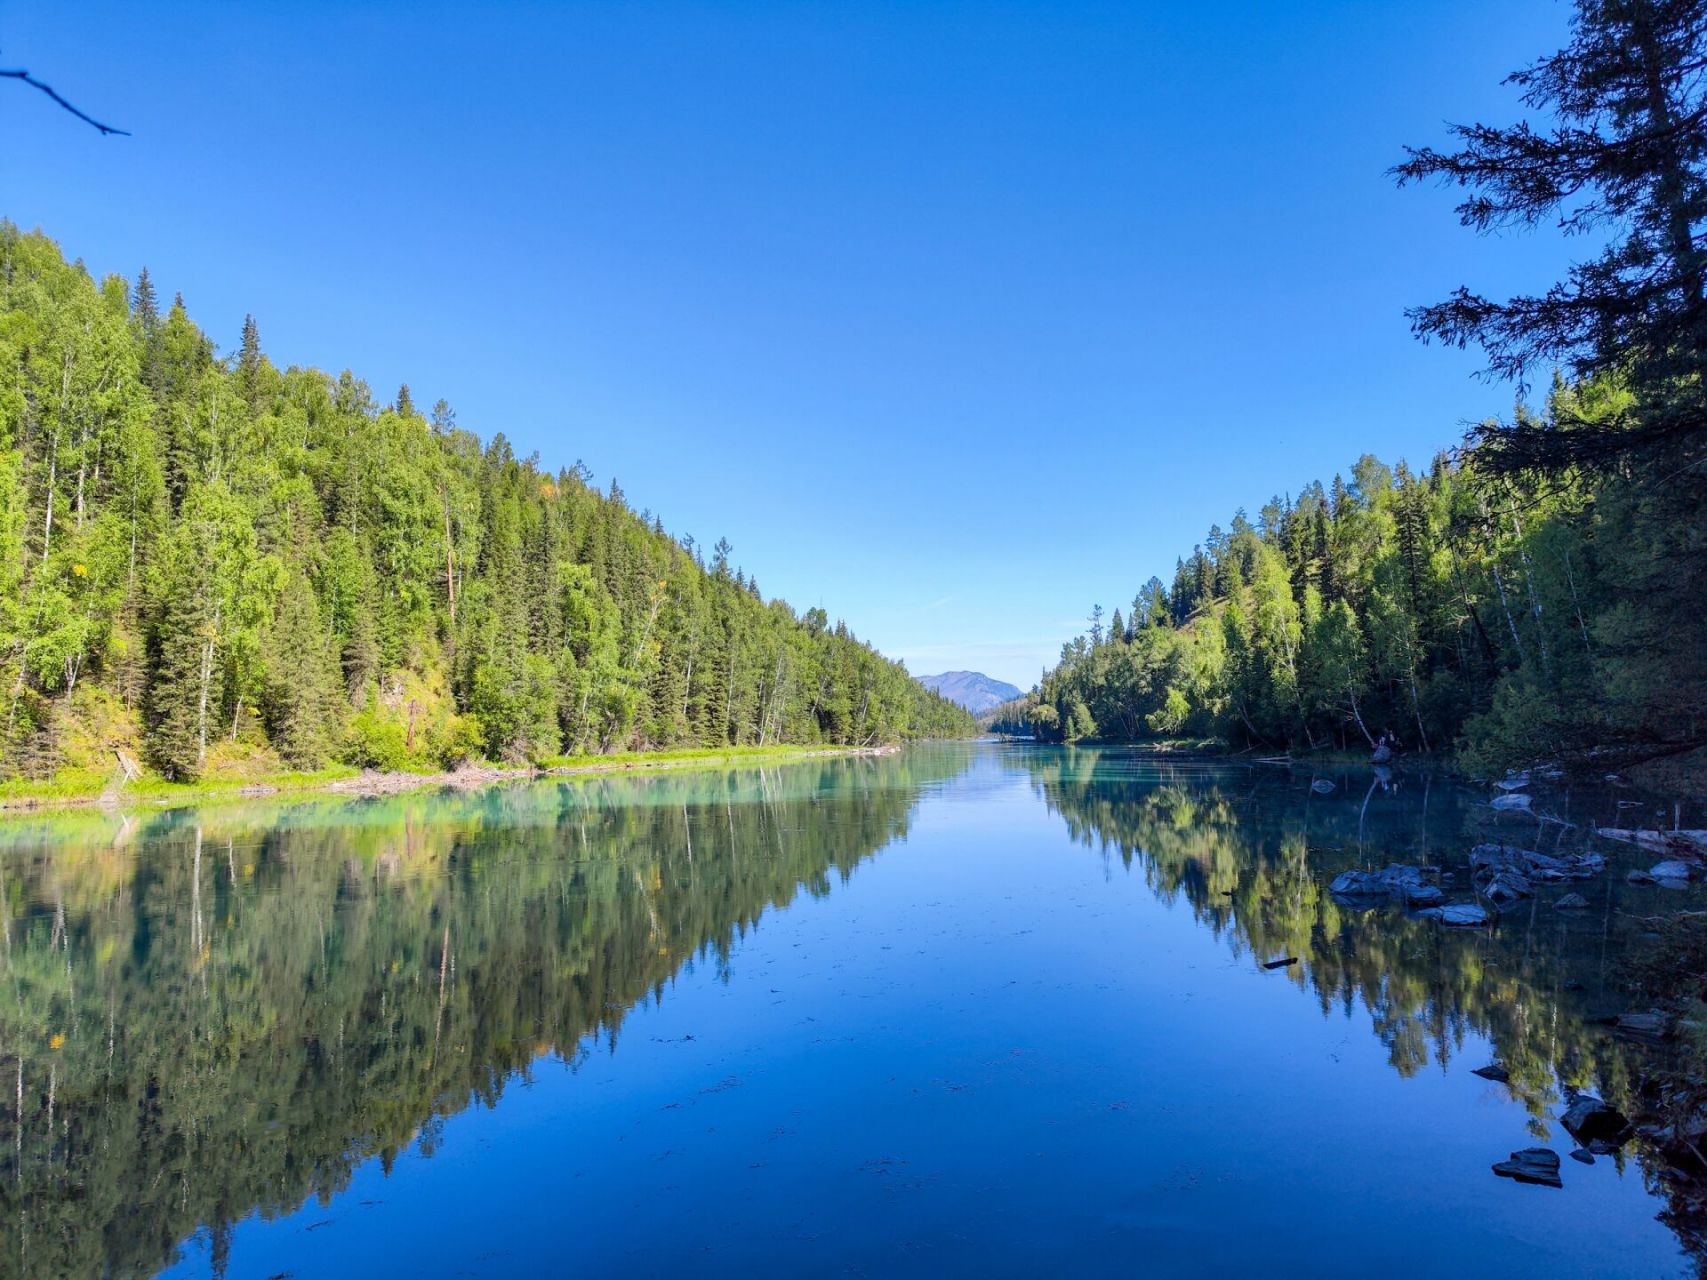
[[1329, 865, 1430, 904], [1570, 1149, 1595, 1165], [1491, 793, 1532, 812], [1481, 867, 1532, 907], [1612, 1010, 1673, 1041], [1418, 902, 1491, 927], [1650, 860, 1694, 883], [1561, 1096, 1630, 1146], [1471, 1063, 1510, 1083], [1492, 1147, 1562, 1187], [1310, 778, 1335, 795], [1554, 893, 1590, 910]]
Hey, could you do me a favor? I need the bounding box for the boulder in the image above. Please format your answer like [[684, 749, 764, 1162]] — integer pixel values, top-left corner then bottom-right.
[[1329, 865, 1431, 905], [1561, 1096, 1630, 1146], [1570, 1149, 1595, 1165], [1554, 892, 1590, 910], [1372, 743, 1393, 764], [1650, 860, 1694, 883], [1492, 1148, 1562, 1188], [1481, 867, 1533, 907], [1491, 793, 1532, 812], [1472, 1064, 1511, 1083], [1404, 884, 1445, 908], [1310, 778, 1335, 795]]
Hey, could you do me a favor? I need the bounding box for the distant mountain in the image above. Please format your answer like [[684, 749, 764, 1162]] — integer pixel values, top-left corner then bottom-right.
[[916, 671, 1023, 715]]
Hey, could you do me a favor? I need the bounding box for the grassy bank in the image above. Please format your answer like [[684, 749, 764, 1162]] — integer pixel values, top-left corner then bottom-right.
[[0, 743, 903, 817]]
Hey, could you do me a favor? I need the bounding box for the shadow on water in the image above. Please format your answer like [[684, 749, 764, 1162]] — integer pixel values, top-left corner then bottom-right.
[[0, 748, 973, 1280]]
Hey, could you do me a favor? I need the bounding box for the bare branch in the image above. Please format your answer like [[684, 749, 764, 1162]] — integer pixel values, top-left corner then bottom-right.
[[0, 67, 129, 136]]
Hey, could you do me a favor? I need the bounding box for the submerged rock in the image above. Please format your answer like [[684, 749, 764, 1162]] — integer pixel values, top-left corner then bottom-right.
[[1492, 1147, 1562, 1187], [1650, 860, 1694, 883], [1481, 867, 1533, 907], [1570, 1149, 1595, 1165], [1418, 902, 1491, 927], [1310, 778, 1335, 795], [1612, 1010, 1674, 1042], [1472, 1063, 1511, 1083], [1470, 844, 1603, 882], [1491, 793, 1533, 812], [1372, 743, 1394, 764], [1561, 1096, 1631, 1146], [1329, 865, 1434, 905], [1554, 892, 1590, 910], [1496, 772, 1530, 792]]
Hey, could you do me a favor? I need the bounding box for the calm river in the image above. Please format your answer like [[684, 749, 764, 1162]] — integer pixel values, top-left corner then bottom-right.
[[0, 744, 1699, 1277]]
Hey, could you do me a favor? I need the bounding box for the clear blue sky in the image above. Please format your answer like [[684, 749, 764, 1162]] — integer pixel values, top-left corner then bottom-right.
[[2, 1, 1574, 689]]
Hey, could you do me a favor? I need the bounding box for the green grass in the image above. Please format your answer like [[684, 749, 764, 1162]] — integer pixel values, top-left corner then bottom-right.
[[535, 743, 880, 770], [0, 742, 895, 816]]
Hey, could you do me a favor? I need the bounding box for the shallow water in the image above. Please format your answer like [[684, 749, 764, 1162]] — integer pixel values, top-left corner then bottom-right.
[[1, 744, 1701, 1277]]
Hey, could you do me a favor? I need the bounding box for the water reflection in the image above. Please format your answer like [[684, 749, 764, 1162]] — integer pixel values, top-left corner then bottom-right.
[[0, 743, 1698, 1278], [1018, 747, 1688, 1210], [0, 751, 968, 1280]]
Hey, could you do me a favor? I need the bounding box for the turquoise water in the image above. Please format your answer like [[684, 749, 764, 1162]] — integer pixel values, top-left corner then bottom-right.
[[0, 744, 1696, 1277]]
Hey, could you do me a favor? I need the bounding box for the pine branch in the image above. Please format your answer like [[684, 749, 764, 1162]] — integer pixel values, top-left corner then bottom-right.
[[1, 67, 129, 136]]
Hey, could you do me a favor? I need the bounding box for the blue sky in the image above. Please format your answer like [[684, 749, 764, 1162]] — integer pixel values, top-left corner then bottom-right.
[[2, 1, 1574, 689]]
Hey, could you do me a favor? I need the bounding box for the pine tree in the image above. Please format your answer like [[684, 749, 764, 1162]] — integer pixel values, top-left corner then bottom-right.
[[263, 570, 342, 767], [1397, 0, 1707, 468]]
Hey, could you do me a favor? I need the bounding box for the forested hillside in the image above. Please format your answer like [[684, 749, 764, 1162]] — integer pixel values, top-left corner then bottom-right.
[[1009, 0, 1707, 775], [0, 227, 973, 786], [1003, 401, 1704, 770]]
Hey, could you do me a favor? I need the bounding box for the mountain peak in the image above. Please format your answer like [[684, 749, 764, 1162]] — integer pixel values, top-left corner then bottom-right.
[[917, 671, 1022, 714]]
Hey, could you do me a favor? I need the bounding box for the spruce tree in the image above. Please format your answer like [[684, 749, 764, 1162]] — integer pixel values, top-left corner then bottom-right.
[[1397, 0, 1707, 469]]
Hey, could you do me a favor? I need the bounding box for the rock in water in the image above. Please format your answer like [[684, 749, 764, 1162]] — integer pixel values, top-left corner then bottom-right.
[[1472, 1064, 1511, 1083], [1261, 956, 1298, 970], [1650, 860, 1694, 883], [1481, 867, 1532, 907], [1560, 1096, 1630, 1146], [1554, 893, 1590, 910], [1570, 1149, 1595, 1165], [1612, 1010, 1673, 1042], [1418, 902, 1490, 927], [1372, 743, 1393, 764], [1491, 793, 1532, 812], [1329, 865, 1430, 904], [1310, 778, 1335, 795], [1492, 1148, 1562, 1188]]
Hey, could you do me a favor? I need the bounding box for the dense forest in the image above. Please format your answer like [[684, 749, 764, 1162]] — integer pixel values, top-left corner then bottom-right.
[[1003, 0, 1707, 774], [0, 228, 974, 786], [995, 405, 1703, 771]]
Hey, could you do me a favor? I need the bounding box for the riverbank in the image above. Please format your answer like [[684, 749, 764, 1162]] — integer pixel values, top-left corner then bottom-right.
[[0, 743, 903, 817]]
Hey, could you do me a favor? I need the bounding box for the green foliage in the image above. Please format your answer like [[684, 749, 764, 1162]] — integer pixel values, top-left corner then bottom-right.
[[0, 227, 975, 785], [1023, 418, 1706, 772], [345, 704, 409, 771]]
